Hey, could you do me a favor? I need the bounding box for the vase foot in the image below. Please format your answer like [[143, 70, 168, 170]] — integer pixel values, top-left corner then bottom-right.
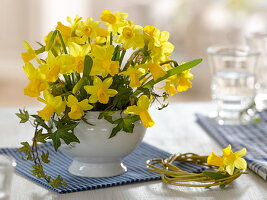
[[68, 160, 127, 177]]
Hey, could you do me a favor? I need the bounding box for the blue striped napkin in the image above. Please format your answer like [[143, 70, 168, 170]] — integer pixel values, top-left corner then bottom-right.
[[196, 114, 267, 181], [0, 142, 205, 194]]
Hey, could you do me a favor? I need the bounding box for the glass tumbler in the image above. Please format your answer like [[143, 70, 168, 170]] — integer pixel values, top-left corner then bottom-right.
[[207, 45, 259, 124], [0, 155, 16, 200], [247, 32, 267, 111]]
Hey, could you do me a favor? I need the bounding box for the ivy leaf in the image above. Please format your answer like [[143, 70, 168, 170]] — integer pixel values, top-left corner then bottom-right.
[[109, 115, 140, 138], [31, 115, 50, 130], [16, 109, 29, 123], [98, 111, 114, 123], [50, 121, 80, 151], [202, 171, 229, 179], [49, 175, 67, 188], [31, 164, 45, 179], [41, 151, 50, 163], [16, 142, 32, 160], [35, 129, 49, 143]]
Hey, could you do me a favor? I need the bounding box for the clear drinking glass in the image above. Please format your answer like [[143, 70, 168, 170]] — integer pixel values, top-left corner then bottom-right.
[[0, 155, 16, 200], [207, 45, 259, 124], [246, 32, 267, 111]]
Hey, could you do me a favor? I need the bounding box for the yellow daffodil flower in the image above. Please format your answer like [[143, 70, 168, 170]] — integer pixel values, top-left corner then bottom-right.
[[164, 81, 177, 96], [207, 151, 224, 170], [39, 51, 74, 82], [21, 41, 37, 63], [100, 9, 128, 33], [90, 45, 119, 77], [176, 69, 194, 92], [23, 63, 48, 97], [68, 42, 91, 73], [84, 76, 118, 104], [56, 22, 72, 38], [37, 91, 66, 121], [223, 145, 247, 175], [139, 62, 166, 81], [124, 95, 154, 127], [144, 26, 174, 62], [75, 17, 100, 39], [116, 21, 145, 49], [120, 66, 145, 87], [66, 95, 93, 120], [207, 145, 247, 175]]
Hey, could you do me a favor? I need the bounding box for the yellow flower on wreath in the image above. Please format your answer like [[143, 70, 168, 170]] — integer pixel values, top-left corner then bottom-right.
[[100, 9, 128, 33], [116, 21, 145, 49], [23, 62, 48, 97], [66, 95, 93, 120], [84, 76, 118, 104], [207, 145, 247, 175], [90, 44, 119, 77], [37, 91, 66, 121], [124, 95, 154, 127]]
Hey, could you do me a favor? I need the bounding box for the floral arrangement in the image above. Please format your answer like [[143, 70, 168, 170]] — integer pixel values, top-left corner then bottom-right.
[[16, 10, 201, 187], [147, 145, 247, 188]]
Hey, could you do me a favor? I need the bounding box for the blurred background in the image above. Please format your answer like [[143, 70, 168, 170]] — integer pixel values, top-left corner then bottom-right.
[[1, 0, 267, 106]]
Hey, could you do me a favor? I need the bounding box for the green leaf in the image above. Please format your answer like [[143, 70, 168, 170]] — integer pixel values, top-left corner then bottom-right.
[[202, 171, 229, 180], [83, 55, 93, 78], [109, 124, 122, 138], [98, 111, 114, 123], [31, 115, 50, 130], [16, 109, 29, 123], [41, 151, 50, 163], [50, 121, 80, 151], [46, 30, 58, 51], [142, 58, 202, 89], [49, 175, 67, 188], [55, 30, 68, 54], [35, 129, 49, 143], [31, 164, 45, 179], [16, 142, 32, 160], [109, 115, 140, 138]]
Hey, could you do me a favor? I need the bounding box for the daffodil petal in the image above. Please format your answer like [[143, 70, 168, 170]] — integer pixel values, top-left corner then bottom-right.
[[124, 105, 139, 115], [226, 164, 235, 175], [235, 148, 247, 157], [234, 158, 247, 170], [137, 95, 150, 110], [103, 77, 113, 88]]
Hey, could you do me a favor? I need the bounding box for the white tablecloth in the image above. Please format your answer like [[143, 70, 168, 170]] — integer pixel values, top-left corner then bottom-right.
[[1, 102, 267, 200]]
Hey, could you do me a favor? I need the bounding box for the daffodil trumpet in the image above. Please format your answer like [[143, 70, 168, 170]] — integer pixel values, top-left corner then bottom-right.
[[17, 10, 201, 188]]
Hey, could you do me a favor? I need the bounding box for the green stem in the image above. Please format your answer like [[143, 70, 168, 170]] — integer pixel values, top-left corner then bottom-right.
[[119, 50, 126, 65]]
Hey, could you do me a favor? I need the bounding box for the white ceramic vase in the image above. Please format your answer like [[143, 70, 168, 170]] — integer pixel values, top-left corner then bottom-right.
[[60, 111, 146, 177]]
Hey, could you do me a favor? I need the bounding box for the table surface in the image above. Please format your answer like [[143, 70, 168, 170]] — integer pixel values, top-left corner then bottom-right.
[[1, 102, 267, 200]]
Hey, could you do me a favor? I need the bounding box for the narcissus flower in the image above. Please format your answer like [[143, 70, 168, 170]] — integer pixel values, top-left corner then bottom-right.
[[39, 51, 74, 81], [68, 42, 91, 73], [100, 10, 128, 33], [66, 95, 93, 120], [124, 95, 154, 127], [84, 76, 118, 104], [117, 21, 145, 49], [75, 17, 100, 39], [223, 145, 247, 175], [90, 45, 119, 77], [120, 66, 145, 87], [23, 63, 47, 97], [207, 145, 247, 175], [139, 63, 166, 81], [21, 41, 37, 63], [37, 91, 66, 121]]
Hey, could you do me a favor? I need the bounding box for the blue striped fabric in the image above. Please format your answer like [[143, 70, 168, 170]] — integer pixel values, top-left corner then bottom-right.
[[0, 142, 205, 194], [196, 114, 267, 181]]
